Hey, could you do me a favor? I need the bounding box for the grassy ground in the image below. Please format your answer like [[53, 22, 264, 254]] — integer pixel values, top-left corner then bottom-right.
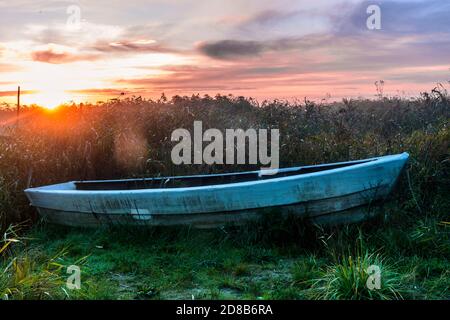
[[1, 206, 449, 300], [0, 88, 449, 300]]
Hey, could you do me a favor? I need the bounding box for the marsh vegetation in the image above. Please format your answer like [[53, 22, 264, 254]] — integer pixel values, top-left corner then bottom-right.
[[0, 88, 449, 299]]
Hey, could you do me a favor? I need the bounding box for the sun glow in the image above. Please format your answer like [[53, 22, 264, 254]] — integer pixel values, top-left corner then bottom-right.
[[23, 90, 74, 109], [0, 36, 195, 107]]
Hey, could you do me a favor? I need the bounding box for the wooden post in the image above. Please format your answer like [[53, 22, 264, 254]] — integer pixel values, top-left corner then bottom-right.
[[16, 86, 20, 126]]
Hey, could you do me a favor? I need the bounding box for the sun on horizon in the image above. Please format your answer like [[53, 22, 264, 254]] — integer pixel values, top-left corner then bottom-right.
[[22, 90, 74, 110]]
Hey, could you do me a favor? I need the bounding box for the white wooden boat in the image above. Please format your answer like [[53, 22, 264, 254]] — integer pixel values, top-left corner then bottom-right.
[[24, 153, 409, 228]]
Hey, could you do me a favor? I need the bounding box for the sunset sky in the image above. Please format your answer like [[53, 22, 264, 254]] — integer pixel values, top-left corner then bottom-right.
[[0, 0, 449, 107]]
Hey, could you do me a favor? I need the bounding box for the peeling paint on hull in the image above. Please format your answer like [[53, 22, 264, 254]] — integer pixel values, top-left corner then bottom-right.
[[24, 153, 409, 228]]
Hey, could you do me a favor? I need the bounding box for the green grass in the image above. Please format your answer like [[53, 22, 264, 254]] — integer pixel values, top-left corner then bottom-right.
[[1, 212, 448, 300]]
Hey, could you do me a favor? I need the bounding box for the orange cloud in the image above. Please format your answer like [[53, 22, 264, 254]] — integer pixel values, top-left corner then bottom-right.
[[31, 49, 99, 64], [0, 89, 37, 97]]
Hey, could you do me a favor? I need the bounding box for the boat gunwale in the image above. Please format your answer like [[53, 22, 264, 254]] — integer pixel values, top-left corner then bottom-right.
[[24, 152, 409, 195]]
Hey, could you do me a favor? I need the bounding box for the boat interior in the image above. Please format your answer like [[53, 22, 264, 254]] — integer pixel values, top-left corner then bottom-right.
[[74, 159, 372, 190]]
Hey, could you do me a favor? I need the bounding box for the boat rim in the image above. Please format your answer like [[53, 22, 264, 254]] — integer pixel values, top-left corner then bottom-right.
[[24, 152, 409, 195]]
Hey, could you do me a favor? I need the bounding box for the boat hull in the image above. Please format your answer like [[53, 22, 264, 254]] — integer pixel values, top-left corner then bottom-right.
[[25, 153, 409, 228]]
